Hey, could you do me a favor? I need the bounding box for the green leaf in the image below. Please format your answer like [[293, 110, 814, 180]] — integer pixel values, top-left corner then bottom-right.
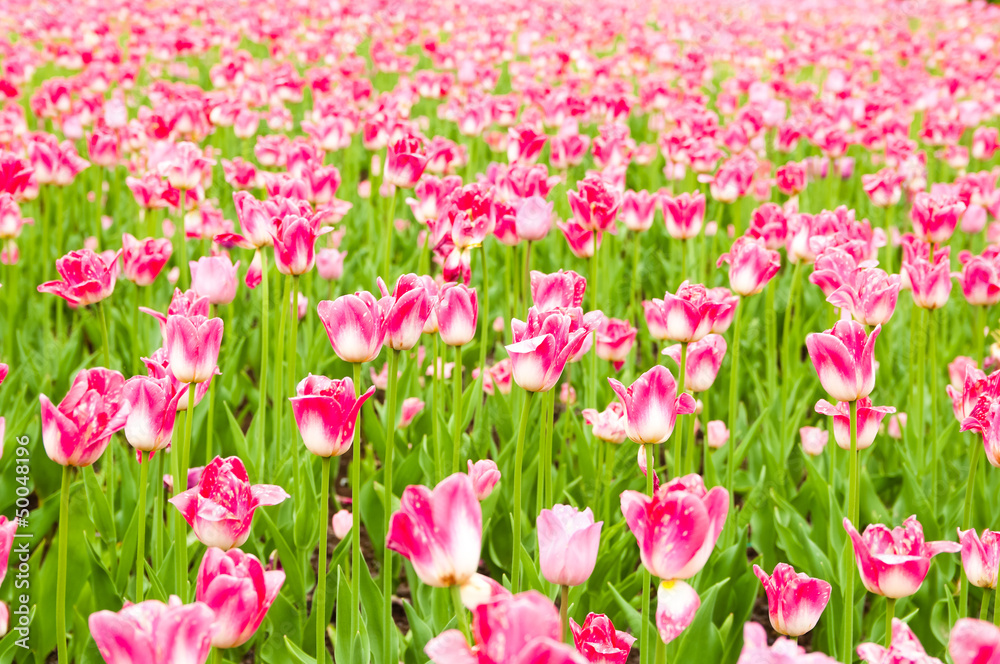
[[284, 636, 318, 664]]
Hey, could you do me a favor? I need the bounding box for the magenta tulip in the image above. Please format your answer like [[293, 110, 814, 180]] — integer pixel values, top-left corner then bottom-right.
[[858, 619, 938, 664], [958, 529, 1000, 590], [537, 505, 603, 587], [38, 248, 120, 307], [582, 402, 627, 444], [436, 282, 478, 346], [645, 281, 733, 344], [507, 307, 600, 393], [531, 270, 587, 311], [910, 190, 966, 244], [662, 191, 706, 240], [567, 176, 621, 233], [195, 547, 284, 648], [621, 189, 657, 232], [122, 233, 172, 286], [289, 375, 375, 457], [317, 291, 387, 363], [753, 563, 831, 637], [663, 334, 727, 392], [570, 613, 635, 664], [814, 398, 895, 450], [189, 256, 239, 305], [950, 618, 1000, 664], [40, 368, 128, 467], [827, 267, 901, 327], [272, 214, 326, 276], [737, 622, 837, 663], [717, 236, 781, 296], [121, 375, 186, 457], [805, 319, 880, 403], [164, 314, 224, 384], [467, 459, 501, 500], [377, 273, 435, 351], [88, 596, 216, 664], [608, 365, 696, 445], [656, 580, 700, 644], [595, 317, 637, 371]]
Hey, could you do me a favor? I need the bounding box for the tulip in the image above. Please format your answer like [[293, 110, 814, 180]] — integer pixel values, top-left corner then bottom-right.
[[386, 472, 482, 588], [858, 618, 939, 664], [958, 529, 1000, 589], [910, 190, 966, 244], [957, 253, 1000, 307], [332, 510, 353, 539], [888, 413, 907, 439], [568, 176, 621, 233], [537, 505, 603, 587], [377, 273, 435, 351], [748, 203, 789, 251], [904, 255, 952, 309], [316, 248, 347, 281], [656, 580, 700, 644], [570, 613, 635, 664], [169, 455, 289, 550], [88, 596, 217, 664], [289, 375, 375, 457], [815, 398, 895, 450], [827, 267, 901, 327], [799, 426, 829, 456], [950, 618, 1000, 664], [737, 622, 838, 663], [716, 236, 781, 296], [516, 195, 554, 241], [436, 282, 478, 346], [122, 234, 172, 286], [272, 215, 325, 276], [163, 314, 224, 384], [0, 516, 16, 587], [317, 291, 387, 363], [557, 217, 601, 259], [38, 248, 120, 307], [40, 368, 128, 467], [582, 402, 627, 443], [399, 397, 425, 428], [805, 319, 880, 403], [663, 334, 727, 392], [195, 547, 284, 648], [753, 563, 831, 637], [608, 365, 696, 445], [121, 375, 186, 456], [707, 420, 729, 449], [595, 317, 636, 371], [645, 282, 733, 344], [189, 256, 239, 305], [620, 189, 657, 232], [384, 135, 428, 189], [531, 270, 587, 311], [961, 373, 1000, 466], [662, 191, 705, 240], [862, 168, 905, 208], [507, 307, 599, 393], [844, 516, 961, 598], [467, 459, 501, 500]]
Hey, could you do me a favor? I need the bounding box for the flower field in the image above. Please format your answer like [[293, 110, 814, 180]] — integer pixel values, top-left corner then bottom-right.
[[3, 0, 1000, 662]]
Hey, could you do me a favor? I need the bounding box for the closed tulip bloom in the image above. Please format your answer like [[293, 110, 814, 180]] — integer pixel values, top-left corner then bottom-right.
[[862, 169, 905, 208], [957, 253, 1000, 306], [582, 402, 627, 443], [88, 596, 216, 664], [815, 398, 895, 450], [467, 459, 501, 500], [557, 217, 601, 259], [386, 472, 482, 588], [608, 365, 696, 445], [436, 282, 478, 346], [190, 256, 239, 305], [570, 614, 635, 664], [656, 580, 700, 644], [707, 420, 729, 448], [844, 516, 960, 598], [752, 563, 831, 637], [651, 281, 733, 343], [620, 474, 729, 580], [776, 161, 807, 196], [122, 234, 173, 286], [748, 203, 789, 251], [858, 619, 940, 664], [289, 375, 375, 457], [40, 368, 128, 467], [531, 269, 587, 311], [0, 516, 17, 587], [195, 547, 284, 649], [377, 273, 435, 351], [958, 529, 1000, 589], [663, 334, 727, 392], [827, 268, 901, 327], [537, 505, 603, 587], [596, 317, 636, 371], [805, 319, 880, 402], [121, 375, 186, 457], [738, 622, 838, 664], [621, 189, 657, 232], [169, 456, 289, 550], [332, 510, 353, 539], [910, 191, 966, 244], [507, 307, 600, 393], [717, 236, 781, 296], [950, 364, 988, 421], [399, 397, 425, 428], [316, 248, 347, 281], [662, 191, 706, 240], [317, 291, 387, 363], [516, 195, 554, 241], [231, 191, 276, 248], [706, 288, 740, 334], [904, 255, 952, 309], [384, 135, 429, 189], [38, 248, 120, 307], [799, 426, 829, 456], [568, 176, 621, 233], [271, 215, 324, 276], [164, 315, 224, 384], [950, 618, 1000, 664]]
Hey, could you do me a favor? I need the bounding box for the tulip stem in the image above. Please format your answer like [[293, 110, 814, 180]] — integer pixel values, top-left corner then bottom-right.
[[765, 280, 777, 400], [432, 338, 443, 482], [382, 188, 398, 281], [842, 399, 859, 664], [136, 453, 149, 602], [686, 397, 698, 475], [153, 452, 165, 570], [98, 299, 117, 578], [976, 306, 988, 367], [512, 389, 534, 593], [640, 443, 655, 664], [781, 261, 803, 438], [290, 276, 302, 500], [981, 592, 991, 621], [726, 297, 743, 544], [351, 362, 363, 638], [560, 584, 570, 644], [56, 465, 70, 664], [523, 241, 532, 313], [275, 275, 290, 483], [260, 250, 269, 478], [913, 307, 926, 471], [452, 343, 463, 473], [177, 384, 195, 600], [478, 243, 490, 373], [132, 285, 141, 375], [177, 188, 189, 290], [590, 236, 599, 411], [545, 388, 555, 508], [673, 343, 687, 478], [929, 310, 940, 504], [211, 648, 223, 664], [630, 230, 641, 337], [960, 440, 983, 617], [885, 598, 895, 649], [449, 584, 471, 642], [383, 348, 401, 664], [995, 586, 1000, 627], [316, 455, 331, 663]]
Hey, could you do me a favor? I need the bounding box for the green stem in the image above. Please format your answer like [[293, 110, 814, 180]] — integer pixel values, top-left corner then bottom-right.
[[995, 585, 1000, 627], [673, 343, 687, 478], [177, 189, 189, 290], [726, 297, 743, 543], [450, 584, 471, 642], [981, 591, 991, 622], [260, 250, 269, 475], [914, 308, 926, 471], [136, 454, 149, 602], [680, 238, 688, 287], [523, 241, 532, 313], [177, 384, 195, 600], [211, 647, 223, 664], [478, 243, 490, 374], [640, 443, 654, 664], [765, 280, 777, 399], [432, 337, 443, 483], [512, 390, 534, 593], [929, 310, 940, 504], [132, 285, 141, 376], [885, 598, 895, 649], [977, 306, 988, 367], [290, 276, 302, 498], [383, 349, 400, 664], [843, 399, 859, 664], [153, 451, 165, 570], [275, 275, 290, 478], [590, 238, 599, 408], [56, 465, 70, 664], [781, 262, 803, 438], [452, 344, 463, 473], [93, 166, 104, 250], [960, 440, 984, 618], [544, 389, 555, 508], [316, 456, 331, 662], [98, 300, 117, 578], [382, 189, 398, 281], [351, 362, 363, 638], [560, 585, 570, 644]]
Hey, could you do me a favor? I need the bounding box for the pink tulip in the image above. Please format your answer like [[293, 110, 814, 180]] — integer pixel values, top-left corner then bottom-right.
[[121, 234, 172, 286], [0, 516, 16, 587], [88, 596, 216, 664], [656, 580, 700, 644], [158, 142, 214, 190], [169, 456, 289, 550], [384, 135, 428, 189], [844, 516, 960, 598], [958, 529, 1000, 589], [515, 195, 554, 242], [888, 413, 907, 439], [316, 248, 347, 281], [557, 217, 601, 259], [537, 505, 603, 587], [862, 168, 904, 208], [436, 282, 478, 346], [531, 270, 587, 311], [332, 510, 353, 539], [814, 398, 895, 450], [646, 282, 733, 344], [467, 459, 501, 500], [271, 215, 325, 276], [230, 192, 276, 249], [507, 307, 600, 393], [827, 267, 901, 327], [707, 420, 729, 449], [289, 375, 375, 457], [570, 614, 635, 664], [706, 288, 740, 334], [957, 253, 1000, 307], [621, 189, 657, 232], [717, 236, 781, 296], [195, 547, 284, 648], [910, 190, 966, 244], [38, 248, 120, 307], [595, 317, 636, 371], [748, 203, 789, 251], [386, 472, 482, 588], [961, 373, 1000, 466], [480, 359, 514, 396], [805, 319, 880, 403], [121, 375, 186, 458], [904, 255, 952, 310], [377, 274, 435, 351], [951, 356, 981, 390], [398, 397, 425, 429], [568, 176, 621, 233], [608, 365, 696, 445], [799, 427, 829, 456], [858, 619, 938, 664], [663, 334, 727, 392], [458, 573, 511, 611], [776, 162, 807, 196], [189, 256, 239, 306], [950, 618, 1000, 664], [507, 125, 547, 164], [40, 368, 128, 467], [620, 474, 728, 580], [753, 563, 831, 637], [737, 622, 837, 663], [582, 402, 627, 444], [318, 291, 387, 363], [662, 191, 706, 240], [164, 314, 224, 384]]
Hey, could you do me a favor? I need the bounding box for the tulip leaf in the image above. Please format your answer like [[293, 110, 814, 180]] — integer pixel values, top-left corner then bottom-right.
[[284, 636, 317, 664], [82, 465, 116, 549], [519, 541, 543, 592], [606, 579, 648, 637], [0, 606, 34, 664], [736, 466, 768, 531], [83, 535, 121, 611], [677, 578, 727, 662], [115, 504, 141, 592], [335, 567, 354, 664], [403, 599, 434, 662], [225, 402, 258, 479], [259, 509, 307, 605], [143, 560, 168, 603]]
